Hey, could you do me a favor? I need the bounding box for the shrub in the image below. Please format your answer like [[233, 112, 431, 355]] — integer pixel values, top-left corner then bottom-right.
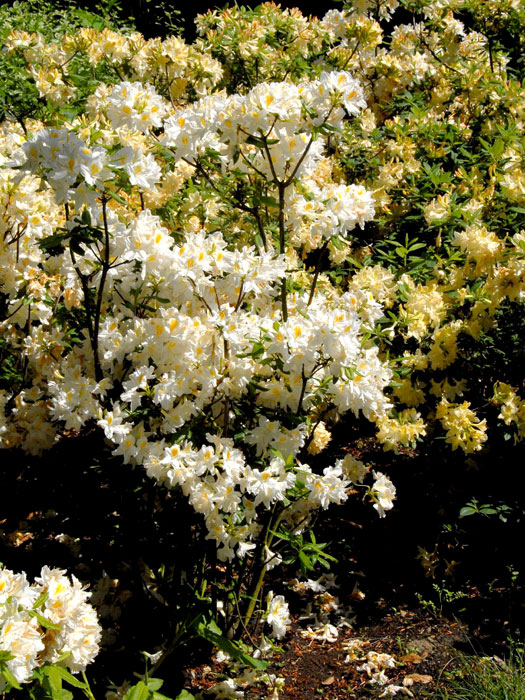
[[0, 0, 524, 695]]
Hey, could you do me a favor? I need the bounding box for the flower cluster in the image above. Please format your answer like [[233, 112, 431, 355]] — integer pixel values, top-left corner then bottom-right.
[[435, 398, 488, 453], [6, 27, 224, 106], [0, 33, 394, 582], [357, 650, 397, 687], [316, 0, 525, 455], [0, 566, 101, 689], [6, 0, 522, 462], [0, 12, 405, 648], [493, 382, 525, 440], [265, 592, 291, 640], [2, 0, 522, 671]]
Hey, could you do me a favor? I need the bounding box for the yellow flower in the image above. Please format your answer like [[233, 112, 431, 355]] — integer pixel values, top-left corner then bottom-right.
[[376, 409, 426, 452], [307, 422, 332, 455], [436, 398, 488, 453]]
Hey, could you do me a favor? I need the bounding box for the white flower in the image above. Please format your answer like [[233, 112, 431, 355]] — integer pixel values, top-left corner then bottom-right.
[[301, 622, 339, 642], [0, 569, 37, 608], [0, 565, 101, 685], [319, 71, 367, 115], [207, 678, 243, 699], [371, 472, 396, 517], [0, 603, 44, 686], [98, 404, 130, 441], [112, 147, 161, 189], [338, 454, 368, 483], [306, 464, 350, 509], [266, 592, 291, 639], [35, 566, 102, 673], [107, 81, 167, 132]]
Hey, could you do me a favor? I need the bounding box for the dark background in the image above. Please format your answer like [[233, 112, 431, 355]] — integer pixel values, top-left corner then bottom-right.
[[94, 0, 342, 40]]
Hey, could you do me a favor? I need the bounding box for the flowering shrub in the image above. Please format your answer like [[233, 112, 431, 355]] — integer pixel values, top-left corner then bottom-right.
[[0, 0, 524, 694], [0, 0, 403, 645]]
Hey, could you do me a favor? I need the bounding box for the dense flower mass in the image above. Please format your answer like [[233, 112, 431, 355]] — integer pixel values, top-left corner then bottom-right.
[[0, 41, 393, 567], [0, 566, 101, 689], [1, 0, 524, 683]]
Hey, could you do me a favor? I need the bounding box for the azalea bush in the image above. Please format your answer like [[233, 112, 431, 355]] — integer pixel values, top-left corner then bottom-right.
[[0, 0, 135, 126], [0, 0, 524, 696]]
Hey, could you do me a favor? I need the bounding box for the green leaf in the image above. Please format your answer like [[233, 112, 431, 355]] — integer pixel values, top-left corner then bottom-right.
[[42, 665, 63, 695], [38, 665, 80, 699], [28, 610, 62, 630], [0, 662, 22, 690], [459, 506, 476, 518], [32, 592, 49, 609], [491, 139, 504, 157], [258, 195, 278, 207], [250, 342, 265, 359], [123, 680, 152, 700], [195, 620, 268, 670], [73, 8, 105, 29], [39, 232, 68, 251], [299, 549, 312, 571], [104, 0, 119, 13], [270, 528, 293, 542], [69, 238, 85, 256], [48, 666, 87, 689], [175, 691, 196, 700], [245, 135, 266, 148], [104, 189, 128, 206], [146, 678, 164, 692]]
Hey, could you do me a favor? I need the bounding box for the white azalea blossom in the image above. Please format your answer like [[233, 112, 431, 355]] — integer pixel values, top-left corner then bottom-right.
[[372, 472, 397, 517], [0, 22, 396, 637], [265, 592, 291, 639], [0, 566, 101, 689]]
